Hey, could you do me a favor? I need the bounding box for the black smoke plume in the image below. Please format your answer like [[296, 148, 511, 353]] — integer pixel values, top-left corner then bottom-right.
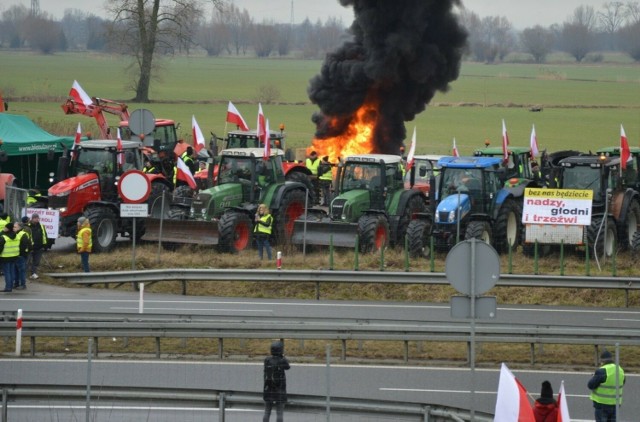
[[308, 0, 468, 154]]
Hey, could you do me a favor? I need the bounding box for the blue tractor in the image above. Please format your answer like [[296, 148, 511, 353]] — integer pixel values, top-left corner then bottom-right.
[[406, 156, 524, 256]]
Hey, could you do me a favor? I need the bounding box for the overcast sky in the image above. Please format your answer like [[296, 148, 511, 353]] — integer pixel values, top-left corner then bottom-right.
[[7, 0, 611, 29]]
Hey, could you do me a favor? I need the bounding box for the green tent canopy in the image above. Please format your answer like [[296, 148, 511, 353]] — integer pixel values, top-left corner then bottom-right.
[[0, 113, 80, 189]]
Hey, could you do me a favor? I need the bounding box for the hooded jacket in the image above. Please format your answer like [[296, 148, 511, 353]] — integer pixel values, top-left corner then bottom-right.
[[263, 341, 290, 403], [533, 399, 558, 422]]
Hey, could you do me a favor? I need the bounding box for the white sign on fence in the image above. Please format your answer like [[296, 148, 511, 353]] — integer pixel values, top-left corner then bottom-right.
[[120, 203, 149, 218], [522, 188, 593, 245], [24, 207, 60, 239]]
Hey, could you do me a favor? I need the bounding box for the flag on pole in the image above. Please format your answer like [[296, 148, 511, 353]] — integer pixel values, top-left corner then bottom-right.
[[493, 363, 535, 422], [557, 380, 571, 422], [69, 80, 92, 113], [263, 118, 271, 160], [116, 128, 124, 168], [621, 124, 631, 171], [452, 138, 460, 157], [176, 157, 197, 189], [0, 91, 4, 113], [530, 124, 539, 158], [71, 122, 82, 161], [257, 103, 266, 143], [192, 115, 206, 153], [405, 126, 417, 170], [502, 119, 510, 163], [226, 101, 250, 131]]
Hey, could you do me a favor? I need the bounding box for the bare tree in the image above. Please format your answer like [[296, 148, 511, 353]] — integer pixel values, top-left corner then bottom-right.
[[598, 2, 626, 48], [1, 4, 30, 48], [626, 1, 640, 24], [197, 10, 229, 56], [253, 22, 277, 57], [520, 25, 555, 63], [559, 6, 597, 62], [105, 0, 218, 102], [458, 10, 514, 62], [619, 21, 640, 60], [225, 4, 252, 55], [26, 13, 66, 53]]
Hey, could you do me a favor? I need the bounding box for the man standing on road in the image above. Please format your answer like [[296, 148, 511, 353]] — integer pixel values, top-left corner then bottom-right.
[[0, 222, 19, 292], [28, 213, 47, 279], [76, 217, 92, 272], [263, 340, 290, 422], [588, 350, 625, 422]]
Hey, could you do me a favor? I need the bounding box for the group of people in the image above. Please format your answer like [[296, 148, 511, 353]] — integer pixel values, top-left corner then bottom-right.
[[305, 150, 333, 206], [0, 212, 48, 292], [533, 349, 625, 422], [0, 212, 93, 292]]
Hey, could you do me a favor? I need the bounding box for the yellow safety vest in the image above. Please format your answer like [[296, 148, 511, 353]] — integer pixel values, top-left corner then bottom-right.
[[27, 193, 42, 205], [77, 226, 93, 253], [254, 214, 273, 235], [143, 166, 156, 173], [16, 230, 31, 253], [319, 164, 332, 181], [0, 216, 9, 231], [306, 158, 320, 176], [591, 363, 624, 405], [1, 234, 20, 258]]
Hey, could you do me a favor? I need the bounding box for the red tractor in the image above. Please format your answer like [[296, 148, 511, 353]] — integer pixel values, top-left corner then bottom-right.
[[47, 140, 171, 252]]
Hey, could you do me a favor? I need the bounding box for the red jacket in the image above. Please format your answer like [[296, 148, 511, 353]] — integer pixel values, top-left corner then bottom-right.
[[533, 400, 558, 422]]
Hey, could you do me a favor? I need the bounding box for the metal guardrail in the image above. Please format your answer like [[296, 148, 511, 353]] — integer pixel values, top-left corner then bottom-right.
[[47, 268, 640, 305], [1, 311, 637, 364], [0, 384, 492, 422]]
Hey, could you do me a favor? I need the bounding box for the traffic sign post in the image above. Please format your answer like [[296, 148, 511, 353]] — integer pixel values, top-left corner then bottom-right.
[[445, 239, 500, 422], [118, 170, 152, 271]]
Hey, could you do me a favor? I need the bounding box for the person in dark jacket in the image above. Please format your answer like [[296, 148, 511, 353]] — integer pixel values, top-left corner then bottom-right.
[[27, 213, 48, 279], [263, 340, 290, 422], [14, 222, 32, 289], [588, 350, 625, 422], [533, 380, 558, 422]]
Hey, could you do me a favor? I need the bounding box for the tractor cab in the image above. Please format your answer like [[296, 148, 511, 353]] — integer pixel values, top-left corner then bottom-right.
[[558, 155, 619, 212], [474, 146, 542, 187]]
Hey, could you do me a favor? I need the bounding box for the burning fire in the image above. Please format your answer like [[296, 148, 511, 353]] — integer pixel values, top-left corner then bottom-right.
[[308, 97, 379, 163]]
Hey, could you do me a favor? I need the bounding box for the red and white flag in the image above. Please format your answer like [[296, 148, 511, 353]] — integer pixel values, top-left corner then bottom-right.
[[406, 126, 417, 170], [116, 128, 124, 168], [71, 122, 82, 160], [452, 138, 460, 157], [502, 119, 510, 163], [493, 363, 535, 422], [557, 380, 571, 422], [227, 101, 249, 131], [530, 124, 539, 158], [256, 103, 267, 143], [0, 91, 4, 113], [263, 118, 271, 160], [621, 124, 631, 171], [176, 157, 197, 189], [192, 115, 206, 153], [69, 80, 92, 113]]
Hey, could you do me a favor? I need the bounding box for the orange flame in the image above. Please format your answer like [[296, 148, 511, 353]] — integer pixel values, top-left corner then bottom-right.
[[308, 97, 379, 163]]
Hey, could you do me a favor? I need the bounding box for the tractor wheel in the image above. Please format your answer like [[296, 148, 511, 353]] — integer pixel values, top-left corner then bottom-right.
[[148, 182, 171, 218], [494, 198, 522, 253], [218, 211, 252, 253], [618, 199, 640, 250], [286, 171, 315, 204], [588, 216, 617, 259], [86, 206, 117, 253], [168, 206, 190, 220], [397, 195, 427, 247], [464, 220, 492, 245], [632, 231, 640, 253], [406, 219, 432, 258], [358, 214, 389, 253], [275, 189, 306, 246]]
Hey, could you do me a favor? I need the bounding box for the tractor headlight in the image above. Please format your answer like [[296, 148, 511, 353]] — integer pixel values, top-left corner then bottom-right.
[[341, 203, 351, 220], [448, 210, 456, 223]]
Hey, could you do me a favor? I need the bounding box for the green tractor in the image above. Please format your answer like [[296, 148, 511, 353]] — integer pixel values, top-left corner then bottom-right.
[[291, 154, 427, 252], [474, 145, 545, 187], [142, 148, 308, 252]]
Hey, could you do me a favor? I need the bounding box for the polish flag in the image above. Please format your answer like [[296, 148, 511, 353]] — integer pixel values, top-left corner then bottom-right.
[[192, 115, 206, 153], [0, 91, 4, 112], [116, 128, 124, 168], [493, 363, 535, 422], [452, 138, 460, 157], [227, 101, 249, 131], [530, 124, 539, 158], [256, 103, 267, 143], [621, 124, 631, 171], [502, 119, 510, 163], [69, 80, 92, 113], [71, 122, 82, 160], [176, 157, 197, 189], [263, 118, 271, 160], [405, 126, 417, 170], [557, 380, 571, 422]]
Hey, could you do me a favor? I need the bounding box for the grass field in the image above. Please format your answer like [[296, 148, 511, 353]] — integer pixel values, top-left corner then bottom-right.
[[1, 51, 639, 155]]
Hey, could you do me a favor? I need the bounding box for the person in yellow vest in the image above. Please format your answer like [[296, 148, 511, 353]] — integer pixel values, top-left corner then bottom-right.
[[14, 222, 32, 290], [305, 150, 321, 204], [254, 204, 273, 260], [318, 156, 333, 206], [0, 222, 19, 292], [588, 349, 625, 422], [76, 216, 92, 273], [0, 212, 10, 232]]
